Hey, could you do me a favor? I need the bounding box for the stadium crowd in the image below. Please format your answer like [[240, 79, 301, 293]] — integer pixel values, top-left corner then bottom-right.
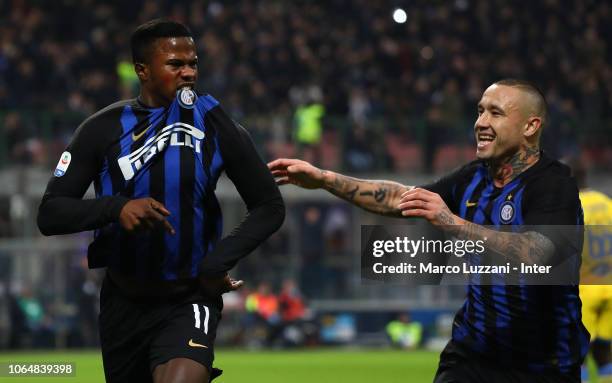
[[0, 0, 610, 171]]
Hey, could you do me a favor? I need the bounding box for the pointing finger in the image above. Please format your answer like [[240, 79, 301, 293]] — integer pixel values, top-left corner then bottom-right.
[[150, 199, 171, 216], [163, 219, 176, 235], [144, 208, 176, 235]]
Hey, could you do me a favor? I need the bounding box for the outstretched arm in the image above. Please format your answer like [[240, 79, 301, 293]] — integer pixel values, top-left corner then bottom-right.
[[268, 158, 411, 217], [398, 188, 555, 265]]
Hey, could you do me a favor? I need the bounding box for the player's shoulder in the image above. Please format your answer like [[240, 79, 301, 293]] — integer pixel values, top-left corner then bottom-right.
[[522, 152, 580, 206], [525, 152, 575, 187], [83, 99, 135, 124], [67, 99, 137, 145], [77, 99, 137, 133], [195, 93, 220, 112]]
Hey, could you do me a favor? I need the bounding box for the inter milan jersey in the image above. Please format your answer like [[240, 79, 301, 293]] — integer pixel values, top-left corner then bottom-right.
[[38, 89, 284, 280], [424, 152, 589, 374]]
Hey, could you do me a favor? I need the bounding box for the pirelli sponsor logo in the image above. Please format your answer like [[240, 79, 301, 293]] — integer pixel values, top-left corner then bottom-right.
[[118, 122, 205, 181]]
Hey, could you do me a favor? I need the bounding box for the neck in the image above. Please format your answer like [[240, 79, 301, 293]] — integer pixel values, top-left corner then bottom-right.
[[488, 145, 540, 187], [138, 91, 170, 108]]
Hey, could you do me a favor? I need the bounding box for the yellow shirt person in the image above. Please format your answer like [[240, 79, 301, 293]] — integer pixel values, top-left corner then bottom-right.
[[579, 189, 612, 382]]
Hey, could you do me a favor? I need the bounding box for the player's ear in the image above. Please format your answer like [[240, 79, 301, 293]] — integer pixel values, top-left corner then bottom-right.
[[523, 116, 542, 138], [134, 63, 148, 82]]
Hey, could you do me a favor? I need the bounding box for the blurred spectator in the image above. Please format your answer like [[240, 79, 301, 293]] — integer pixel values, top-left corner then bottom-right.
[[299, 205, 326, 297], [0, 0, 609, 171], [0, 197, 12, 237], [3, 112, 29, 164], [244, 282, 281, 348], [271, 279, 318, 347], [0, 283, 10, 348], [278, 279, 306, 323], [67, 256, 99, 348], [293, 85, 325, 165], [8, 292, 27, 349], [245, 282, 280, 323], [386, 313, 423, 349], [16, 286, 44, 330], [15, 285, 55, 348], [345, 124, 376, 172], [322, 206, 352, 296]]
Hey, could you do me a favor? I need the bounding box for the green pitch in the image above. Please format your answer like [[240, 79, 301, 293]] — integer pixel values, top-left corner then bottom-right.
[[0, 349, 439, 382]]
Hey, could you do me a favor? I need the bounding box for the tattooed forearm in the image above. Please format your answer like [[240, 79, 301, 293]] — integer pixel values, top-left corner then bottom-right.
[[374, 188, 388, 202], [436, 207, 456, 225], [347, 186, 359, 200], [524, 232, 555, 263], [449, 221, 554, 265], [325, 173, 359, 201], [359, 188, 388, 203], [322, 172, 411, 217]]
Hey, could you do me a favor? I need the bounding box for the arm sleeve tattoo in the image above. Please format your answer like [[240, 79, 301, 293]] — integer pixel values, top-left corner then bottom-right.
[[449, 221, 556, 265], [321, 171, 412, 217]]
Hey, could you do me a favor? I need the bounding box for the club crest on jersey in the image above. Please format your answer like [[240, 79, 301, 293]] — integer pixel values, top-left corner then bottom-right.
[[118, 122, 204, 181], [177, 88, 196, 109], [500, 201, 515, 224], [54, 151, 71, 177]]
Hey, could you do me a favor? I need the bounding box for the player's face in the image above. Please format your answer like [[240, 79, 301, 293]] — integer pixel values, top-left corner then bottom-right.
[[144, 37, 198, 106], [474, 84, 528, 161]]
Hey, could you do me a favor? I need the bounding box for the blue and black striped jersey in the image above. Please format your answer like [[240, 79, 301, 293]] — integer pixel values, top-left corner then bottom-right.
[[425, 152, 589, 374], [38, 90, 284, 281]]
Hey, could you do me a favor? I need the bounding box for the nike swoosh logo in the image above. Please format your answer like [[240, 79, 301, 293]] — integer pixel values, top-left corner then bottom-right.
[[465, 201, 478, 207], [188, 339, 208, 348], [132, 125, 152, 141]]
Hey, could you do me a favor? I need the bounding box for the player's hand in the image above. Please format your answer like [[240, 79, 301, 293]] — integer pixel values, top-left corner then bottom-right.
[[199, 273, 244, 297], [118, 198, 175, 235], [398, 188, 458, 226], [267, 158, 326, 189]]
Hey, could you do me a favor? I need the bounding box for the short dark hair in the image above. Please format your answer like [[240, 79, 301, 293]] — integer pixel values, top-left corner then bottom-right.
[[494, 78, 548, 128], [131, 19, 192, 63]]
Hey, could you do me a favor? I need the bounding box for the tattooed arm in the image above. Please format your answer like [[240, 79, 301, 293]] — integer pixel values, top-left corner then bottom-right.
[[448, 219, 555, 265], [398, 187, 555, 265], [267, 158, 411, 217], [322, 171, 411, 216]]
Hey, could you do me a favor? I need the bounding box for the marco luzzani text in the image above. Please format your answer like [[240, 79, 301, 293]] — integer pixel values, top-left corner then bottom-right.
[[371, 237, 552, 275]]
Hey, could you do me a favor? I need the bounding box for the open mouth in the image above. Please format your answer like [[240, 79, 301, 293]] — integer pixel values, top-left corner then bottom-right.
[[477, 133, 495, 150], [177, 83, 194, 90]]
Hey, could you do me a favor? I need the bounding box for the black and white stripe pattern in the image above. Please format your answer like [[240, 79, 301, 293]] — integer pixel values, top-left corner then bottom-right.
[[192, 304, 209, 334]]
